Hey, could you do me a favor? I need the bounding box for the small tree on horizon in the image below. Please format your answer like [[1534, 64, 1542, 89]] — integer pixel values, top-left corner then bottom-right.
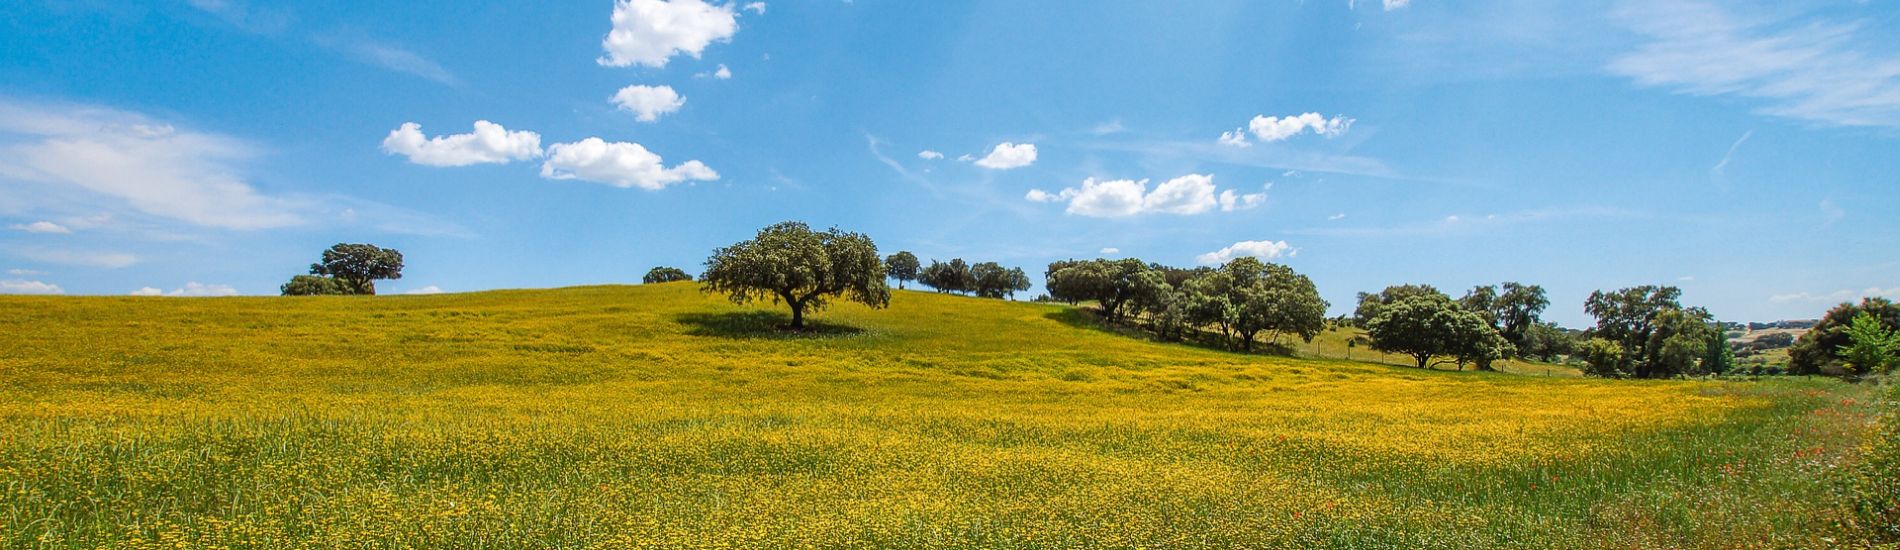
[[700, 221, 890, 330], [884, 251, 920, 290], [643, 266, 692, 284], [283, 243, 402, 296]]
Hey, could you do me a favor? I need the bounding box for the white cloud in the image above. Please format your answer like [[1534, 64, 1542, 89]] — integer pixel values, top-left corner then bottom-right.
[[611, 85, 686, 122], [1029, 173, 1264, 218], [404, 285, 444, 295], [9, 221, 71, 234], [1218, 129, 1251, 147], [1383, 0, 1411, 10], [1608, 1, 1900, 129], [917, 150, 944, 160], [1218, 187, 1268, 212], [0, 102, 306, 229], [6, 269, 45, 276], [1245, 113, 1354, 142], [714, 64, 732, 79], [1327, 213, 1347, 220], [1099, 247, 1120, 255], [128, 282, 238, 297], [381, 121, 542, 167], [129, 287, 162, 296], [974, 142, 1037, 170], [540, 137, 718, 190], [318, 35, 458, 85], [0, 279, 62, 295], [9, 248, 137, 269], [1196, 240, 1295, 265], [1091, 120, 1127, 135], [599, 0, 739, 68], [1060, 178, 1146, 217], [1143, 174, 1219, 215], [743, 2, 766, 15]]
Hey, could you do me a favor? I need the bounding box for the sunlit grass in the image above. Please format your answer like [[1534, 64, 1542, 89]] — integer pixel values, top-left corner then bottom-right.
[[0, 284, 1885, 547]]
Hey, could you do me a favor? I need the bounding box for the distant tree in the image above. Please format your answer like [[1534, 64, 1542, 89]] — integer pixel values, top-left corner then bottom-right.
[[1225, 258, 1327, 352], [1355, 284, 1442, 326], [1459, 285, 1500, 325], [1460, 282, 1549, 356], [1518, 321, 1578, 361], [1704, 327, 1735, 375], [884, 251, 921, 290], [972, 262, 1031, 299], [1838, 312, 1900, 375], [919, 258, 976, 294], [280, 274, 349, 296], [642, 266, 692, 284], [1043, 258, 1166, 322], [1583, 285, 1719, 378], [307, 243, 404, 295], [699, 221, 890, 330], [1366, 292, 1468, 369], [1789, 298, 1900, 375], [1450, 312, 1513, 371]]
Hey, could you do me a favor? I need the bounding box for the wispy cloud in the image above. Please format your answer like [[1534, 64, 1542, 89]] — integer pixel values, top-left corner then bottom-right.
[[1770, 286, 1900, 304], [1710, 129, 1751, 187], [1290, 206, 1642, 238], [319, 35, 459, 85], [1609, 1, 1900, 129], [5, 247, 138, 269]]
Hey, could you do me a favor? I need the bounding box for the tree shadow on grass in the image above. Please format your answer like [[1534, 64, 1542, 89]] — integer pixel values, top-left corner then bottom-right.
[[674, 310, 866, 340]]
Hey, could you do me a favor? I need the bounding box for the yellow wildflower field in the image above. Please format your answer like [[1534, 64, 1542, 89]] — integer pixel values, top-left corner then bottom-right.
[[0, 284, 1881, 547]]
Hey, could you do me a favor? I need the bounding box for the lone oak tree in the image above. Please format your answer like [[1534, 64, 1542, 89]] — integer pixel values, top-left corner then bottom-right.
[[884, 251, 920, 290], [642, 266, 692, 284], [303, 243, 403, 295], [700, 221, 890, 330]]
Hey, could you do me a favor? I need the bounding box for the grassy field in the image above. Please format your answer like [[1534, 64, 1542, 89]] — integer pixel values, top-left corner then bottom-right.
[[0, 284, 1890, 548]]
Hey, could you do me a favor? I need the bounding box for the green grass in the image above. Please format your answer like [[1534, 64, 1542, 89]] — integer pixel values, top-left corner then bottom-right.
[[0, 284, 1889, 548]]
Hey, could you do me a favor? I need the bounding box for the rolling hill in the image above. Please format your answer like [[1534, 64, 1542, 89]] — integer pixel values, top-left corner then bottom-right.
[[0, 284, 1885, 547]]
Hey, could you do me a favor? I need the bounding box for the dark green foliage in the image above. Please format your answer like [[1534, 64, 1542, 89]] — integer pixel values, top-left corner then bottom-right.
[[1790, 298, 1900, 375], [919, 258, 976, 294], [1582, 286, 1720, 378], [1518, 321, 1579, 361], [1354, 284, 1442, 326], [1043, 258, 1167, 322], [642, 266, 692, 284], [1365, 291, 1506, 370], [884, 251, 920, 290], [308, 243, 404, 295], [971, 262, 1031, 299], [700, 221, 890, 329], [280, 274, 349, 296]]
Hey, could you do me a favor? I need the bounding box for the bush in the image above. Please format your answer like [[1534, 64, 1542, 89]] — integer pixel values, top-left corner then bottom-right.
[[643, 266, 692, 284]]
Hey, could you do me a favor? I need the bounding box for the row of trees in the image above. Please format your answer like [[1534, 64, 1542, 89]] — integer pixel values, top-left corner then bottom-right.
[[1351, 283, 1549, 370], [883, 252, 1032, 299], [1574, 285, 1728, 378], [1043, 257, 1329, 352]]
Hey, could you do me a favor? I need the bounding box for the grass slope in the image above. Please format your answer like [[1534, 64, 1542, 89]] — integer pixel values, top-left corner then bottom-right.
[[0, 284, 1885, 548]]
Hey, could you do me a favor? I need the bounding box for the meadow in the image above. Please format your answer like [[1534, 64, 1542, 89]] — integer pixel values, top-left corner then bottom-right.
[[0, 284, 1891, 548]]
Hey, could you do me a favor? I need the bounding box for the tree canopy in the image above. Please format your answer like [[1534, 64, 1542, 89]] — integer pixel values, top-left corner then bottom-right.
[[1365, 291, 1507, 370], [282, 243, 402, 296], [699, 221, 890, 329], [1838, 312, 1899, 375], [1581, 285, 1720, 378], [884, 251, 921, 290], [1789, 298, 1900, 375], [642, 266, 692, 284], [972, 262, 1031, 299], [1354, 284, 1442, 326], [1043, 258, 1167, 322], [919, 258, 976, 294]]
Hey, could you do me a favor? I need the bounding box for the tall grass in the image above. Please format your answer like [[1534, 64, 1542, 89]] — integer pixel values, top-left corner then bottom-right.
[[0, 284, 1887, 547]]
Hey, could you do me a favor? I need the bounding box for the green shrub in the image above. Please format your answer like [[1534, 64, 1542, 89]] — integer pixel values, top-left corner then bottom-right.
[[1852, 383, 1900, 541]]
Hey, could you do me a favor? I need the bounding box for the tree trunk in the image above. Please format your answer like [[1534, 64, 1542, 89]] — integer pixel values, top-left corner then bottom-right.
[[789, 300, 805, 329], [1415, 354, 1430, 369]]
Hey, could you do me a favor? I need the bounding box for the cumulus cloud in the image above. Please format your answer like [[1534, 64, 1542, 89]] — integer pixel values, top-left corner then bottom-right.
[[611, 85, 686, 122], [9, 221, 71, 234], [1196, 240, 1295, 265], [1219, 113, 1354, 146], [404, 285, 444, 295], [381, 121, 543, 167], [0, 102, 307, 229], [129, 282, 237, 297], [1099, 247, 1120, 255], [1384, 0, 1411, 10], [540, 137, 718, 190], [1028, 174, 1265, 218], [974, 142, 1037, 170], [743, 2, 765, 15], [599, 0, 739, 68], [0, 279, 62, 294], [917, 150, 944, 160], [713, 64, 732, 79], [1143, 174, 1219, 215]]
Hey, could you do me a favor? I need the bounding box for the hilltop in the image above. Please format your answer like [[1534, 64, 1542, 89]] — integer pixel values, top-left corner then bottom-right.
[[0, 284, 1885, 547]]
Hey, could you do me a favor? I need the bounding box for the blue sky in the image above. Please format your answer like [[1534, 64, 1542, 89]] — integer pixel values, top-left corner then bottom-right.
[[2, 0, 1897, 326]]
